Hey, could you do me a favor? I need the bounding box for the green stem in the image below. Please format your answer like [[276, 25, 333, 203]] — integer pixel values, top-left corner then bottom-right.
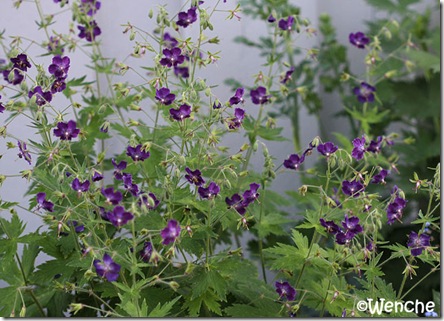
[[258, 186, 267, 282], [397, 257, 414, 299], [400, 265, 440, 300]]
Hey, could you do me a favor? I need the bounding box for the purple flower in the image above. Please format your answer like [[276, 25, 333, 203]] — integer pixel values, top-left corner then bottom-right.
[[281, 66, 295, 84], [28, 86, 52, 106], [93, 253, 121, 282], [123, 173, 139, 196], [78, 21, 101, 42], [3, 69, 24, 85], [170, 104, 191, 121], [278, 16, 294, 31], [68, 220, 85, 233], [275, 281, 296, 301], [317, 142, 338, 157], [185, 167, 205, 186], [92, 170, 104, 182], [176, 7, 198, 28], [341, 214, 363, 235], [353, 82, 376, 103], [227, 108, 245, 130], [174, 66, 189, 78], [112, 159, 127, 180], [101, 187, 123, 205], [320, 218, 340, 234], [250, 86, 270, 105], [0, 95, 5, 113], [242, 183, 260, 206], [160, 48, 185, 68], [371, 169, 389, 184], [47, 36, 64, 53], [225, 193, 247, 215], [212, 101, 222, 109], [155, 87, 176, 105], [407, 231, 430, 256], [138, 192, 160, 210], [267, 14, 276, 23], [140, 241, 153, 262], [36, 192, 54, 212], [351, 135, 366, 160], [71, 178, 90, 193], [198, 182, 220, 199], [342, 179, 365, 197], [53, 120, 80, 141], [335, 230, 355, 245], [107, 205, 134, 227], [367, 136, 383, 153], [160, 219, 181, 245], [126, 144, 150, 162], [349, 32, 370, 49], [48, 55, 70, 80], [229, 87, 244, 106], [283, 154, 305, 170], [51, 79, 66, 93], [11, 54, 31, 71], [17, 140, 32, 165], [386, 196, 407, 225], [163, 32, 178, 49], [80, 0, 101, 16]]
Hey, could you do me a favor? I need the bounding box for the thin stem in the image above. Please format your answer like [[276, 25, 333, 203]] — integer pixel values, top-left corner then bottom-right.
[[400, 265, 440, 300]]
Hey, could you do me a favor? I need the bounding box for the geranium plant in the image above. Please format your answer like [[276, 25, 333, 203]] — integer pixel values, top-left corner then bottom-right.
[[0, 0, 440, 318]]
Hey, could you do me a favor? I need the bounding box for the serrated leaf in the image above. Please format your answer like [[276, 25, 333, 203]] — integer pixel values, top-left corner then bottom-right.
[[148, 296, 180, 317]]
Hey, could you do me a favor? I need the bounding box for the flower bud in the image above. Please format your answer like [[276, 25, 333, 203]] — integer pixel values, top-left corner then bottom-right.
[[169, 281, 180, 291]]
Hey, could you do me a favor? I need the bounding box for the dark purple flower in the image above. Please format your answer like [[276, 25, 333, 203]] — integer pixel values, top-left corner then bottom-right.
[[283, 153, 305, 170], [267, 14, 276, 23], [71, 178, 90, 193], [3, 69, 24, 85], [36, 192, 54, 212], [11, 54, 31, 71], [138, 192, 160, 210], [17, 140, 32, 165], [342, 179, 365, 197], [53, 120, 80, 140], [101, 187, 123, 205], [278, 16, 294, 31], [212, 101, 222, 109], [92, 170, 103, 182], [140, 241, 153, 262], [28, 86, 52, 106], [160, 219, 181, 245], [198, 182, 220, 199], [112, 159, 127, 180], [320, 218, 340, 234], [48, 55, 70, 80], [68, 220, 85, 233], [242, 183, 260, 206], [93, 253, 121, 282], [342, 214, 363, 234], [0, 95, 5, 113], [107, 205, 134, 227], [349, 32, 370, 49], [78, 21, 101, 42], [80, 0, 101, 16], [407, 231, 430, 256], [98, 206, 110, 221], [229, 87, 244, 106], [185, 167, 205, 186], [317, 142, 338, 157], [123, 173, 139, 196], [227, 108, 245, 130], [250, 86, 270, 105], [51, 79, 66, 93], [281, 66, 295, 84], [160, 48, 185, 68], [386, 196, 407, 225], [155, 87, 175, 105], [367, 136, 383, 153], [275, 281, 296, 301], [176, 7, 198, 28], [226, 193, 247, 215], [173, 66, 189, 78], [335, 230, 355, 245], [371, 169, 389, 184], [353, 82, 376, 103], [163, 32, 178, 49], [170, 104, 191, 121], [351, 135, 366, 160], [126, 144, 150, 162]]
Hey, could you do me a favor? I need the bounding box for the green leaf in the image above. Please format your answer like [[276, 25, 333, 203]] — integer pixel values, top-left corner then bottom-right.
[[225, 303, 282, 317], [406, 50, 440, 73], [255, 213, 292, 238], [191, 268, 227, 300], [148, 296, 180, 317]]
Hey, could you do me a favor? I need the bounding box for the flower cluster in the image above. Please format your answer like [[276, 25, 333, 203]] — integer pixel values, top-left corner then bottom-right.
[[320, 214, 363, 245], [225, 183, 260, 215], [48, 55, 70, 93], [75, 1, 102, 42], [2, 53, 31, 85]]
